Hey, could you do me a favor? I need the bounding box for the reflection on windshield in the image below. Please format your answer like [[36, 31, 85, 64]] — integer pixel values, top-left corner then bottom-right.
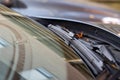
[[0, 5, 93, 80]]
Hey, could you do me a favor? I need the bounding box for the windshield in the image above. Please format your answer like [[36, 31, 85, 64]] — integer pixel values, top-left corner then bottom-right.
[[0, 5, 93, 80]]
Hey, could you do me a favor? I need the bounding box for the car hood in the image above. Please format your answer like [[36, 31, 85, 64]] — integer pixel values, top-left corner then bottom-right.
[[4, 0, 120, 23]]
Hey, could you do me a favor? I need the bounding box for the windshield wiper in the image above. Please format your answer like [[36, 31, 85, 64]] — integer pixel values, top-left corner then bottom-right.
[[48, 24, 120, 78]]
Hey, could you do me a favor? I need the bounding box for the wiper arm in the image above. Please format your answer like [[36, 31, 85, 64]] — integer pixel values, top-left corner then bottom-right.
[[93, 45, 115, 62]]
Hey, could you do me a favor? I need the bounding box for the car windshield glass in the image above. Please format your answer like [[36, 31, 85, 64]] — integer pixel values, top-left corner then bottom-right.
[[0, 5, 94, 80]]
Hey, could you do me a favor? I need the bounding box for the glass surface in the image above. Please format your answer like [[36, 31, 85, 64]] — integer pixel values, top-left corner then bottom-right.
[[0, 5, 93, 80]]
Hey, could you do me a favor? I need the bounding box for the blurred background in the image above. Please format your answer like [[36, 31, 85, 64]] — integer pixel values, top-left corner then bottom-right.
[[67, 0, 120, 10], [1, 0, 120, 26], [1, 0, 120, 25]]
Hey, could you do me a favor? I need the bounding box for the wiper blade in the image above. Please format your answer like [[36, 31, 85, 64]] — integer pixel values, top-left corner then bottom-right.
[[48, 24, 120, 79], [48, 24, 74, 44], [48, 24, 103, 74]]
